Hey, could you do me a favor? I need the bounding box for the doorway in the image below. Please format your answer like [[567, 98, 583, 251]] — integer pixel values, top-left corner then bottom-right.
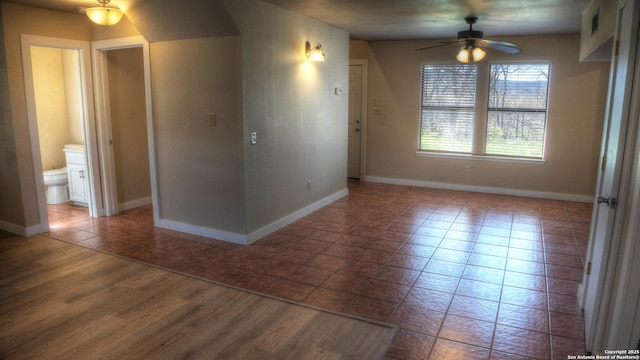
[[348, 60, 367, 180], [104, 47, 151, 212], [21, 35, 157, 234], [21, 35, 103, 232], [31, 46, 89, 209], [91, 36, 159, 222]]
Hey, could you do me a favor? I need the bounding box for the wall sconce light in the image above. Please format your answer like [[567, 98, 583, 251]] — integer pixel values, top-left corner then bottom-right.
[[305, 41, 325, 61], [85, 0, 123, 26], [456, 43, 486, 63]]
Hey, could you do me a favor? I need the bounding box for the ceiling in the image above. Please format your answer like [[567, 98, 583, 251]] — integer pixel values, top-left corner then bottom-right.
[[4, 0, 590, 40]]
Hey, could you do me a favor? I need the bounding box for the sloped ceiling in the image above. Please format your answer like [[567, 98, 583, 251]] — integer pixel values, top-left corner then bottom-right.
[[2, 0, 240, 42], [124, 0, 239, 42]]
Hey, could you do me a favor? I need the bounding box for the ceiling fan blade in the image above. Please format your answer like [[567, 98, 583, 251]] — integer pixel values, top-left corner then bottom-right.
[[416, 41, 461, 51], [477, 39, 522, 54], [478, 39, 519, 47]]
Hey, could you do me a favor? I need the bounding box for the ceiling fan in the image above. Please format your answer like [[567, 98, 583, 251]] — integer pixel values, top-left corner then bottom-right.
[[417, 16, 522, 63]]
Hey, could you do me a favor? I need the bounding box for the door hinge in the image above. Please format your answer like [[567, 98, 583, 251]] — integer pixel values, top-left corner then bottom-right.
[[614, 40, 620, 57], [601, 155, 607, 171], [587, 262, 592, 275]]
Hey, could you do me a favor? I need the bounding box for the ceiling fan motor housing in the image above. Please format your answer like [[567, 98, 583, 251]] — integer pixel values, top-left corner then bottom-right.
[[458, 29, 483, 40]]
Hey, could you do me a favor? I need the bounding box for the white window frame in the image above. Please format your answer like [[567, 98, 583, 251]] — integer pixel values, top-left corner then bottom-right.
[[416, 61, 551, 164], [418, 63, 478, 154]]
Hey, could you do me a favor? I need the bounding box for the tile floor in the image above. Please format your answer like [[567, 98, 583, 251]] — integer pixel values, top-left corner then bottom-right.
[[44, 181, 590, 359]]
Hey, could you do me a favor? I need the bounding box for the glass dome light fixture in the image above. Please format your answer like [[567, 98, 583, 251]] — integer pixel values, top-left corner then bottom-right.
[[85, 0, 123, 26]]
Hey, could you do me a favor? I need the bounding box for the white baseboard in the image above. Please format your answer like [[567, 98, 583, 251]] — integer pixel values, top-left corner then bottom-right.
[[0, 220, 46, 237], [365, 176, 593, 203], [155, 218, 249, 245], [154, 188, 349, 245], [246, 188, 349, 244], [119, 196, 152, 211]]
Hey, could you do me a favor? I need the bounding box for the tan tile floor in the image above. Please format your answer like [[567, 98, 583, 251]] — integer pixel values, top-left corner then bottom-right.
[[44, 181, 591, 359]]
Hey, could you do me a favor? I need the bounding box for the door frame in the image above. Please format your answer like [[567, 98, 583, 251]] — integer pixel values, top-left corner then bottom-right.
[[349, 59, 368, 180], [20, 35, 102, 230], [597, 31, 640, 349], [578, 0, 640, 352], [91, 36, 159, 222]]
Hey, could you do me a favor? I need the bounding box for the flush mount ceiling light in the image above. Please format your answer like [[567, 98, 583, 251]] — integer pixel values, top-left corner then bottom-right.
[[85, 0, 123, 26], [305, 41, 325, 61]]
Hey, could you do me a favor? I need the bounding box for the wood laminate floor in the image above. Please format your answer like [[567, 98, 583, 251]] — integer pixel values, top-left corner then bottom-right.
[[0, 234, 398, 359]]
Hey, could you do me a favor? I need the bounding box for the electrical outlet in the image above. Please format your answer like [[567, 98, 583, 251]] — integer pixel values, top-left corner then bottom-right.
[[250, 132, 257, 145], [464, 165, 471, 174], [307, 179, 312, 190]]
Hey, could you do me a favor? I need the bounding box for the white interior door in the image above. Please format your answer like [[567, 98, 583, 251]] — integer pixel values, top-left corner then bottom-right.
[[348, 64, 363, 179], [581, 0, 640, 352]]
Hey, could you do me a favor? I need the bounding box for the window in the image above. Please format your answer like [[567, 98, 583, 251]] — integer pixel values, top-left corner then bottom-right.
[[418, 63, 550, 159], [419, 64, 477, 153], [487, 64, 550, 158]]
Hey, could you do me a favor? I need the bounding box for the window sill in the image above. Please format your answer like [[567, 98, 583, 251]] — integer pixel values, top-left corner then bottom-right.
[[415, 151, 546, 164]]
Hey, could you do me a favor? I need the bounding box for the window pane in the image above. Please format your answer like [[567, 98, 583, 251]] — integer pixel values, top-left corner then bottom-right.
[[486, 111, 546, 157], [420, 109, 474, 152], [420, 64, 476, 152], [489, 64, 549, 110], [487, 64, 549, 158], [422, 65, 477, 108]]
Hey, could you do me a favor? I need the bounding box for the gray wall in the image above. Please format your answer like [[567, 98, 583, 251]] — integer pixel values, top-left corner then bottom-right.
[[151, 36, 246, 234], [227, 0, 350, 233]]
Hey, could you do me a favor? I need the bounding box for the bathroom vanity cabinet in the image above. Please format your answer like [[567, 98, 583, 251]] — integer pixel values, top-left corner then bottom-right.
[[64, 145, 89, 206]]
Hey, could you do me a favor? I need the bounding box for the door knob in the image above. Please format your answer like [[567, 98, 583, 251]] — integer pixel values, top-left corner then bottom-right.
[[597, 195, 617, 208]]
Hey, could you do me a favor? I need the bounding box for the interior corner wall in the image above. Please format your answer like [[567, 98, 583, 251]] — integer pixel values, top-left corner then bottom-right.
[[226, 0, 350, 234], [0, 5, 25, 227], [150, 36, 246, 234], [1, 3, 92, 230], [354, 35, 610, 198]]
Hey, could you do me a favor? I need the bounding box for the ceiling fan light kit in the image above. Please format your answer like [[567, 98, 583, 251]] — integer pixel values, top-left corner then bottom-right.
[[456, 43, 486, 63], [417, 16, 521, 63]]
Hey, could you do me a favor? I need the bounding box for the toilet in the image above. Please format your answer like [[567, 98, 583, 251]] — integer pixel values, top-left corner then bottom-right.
[[43, 168, 69, 204]]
